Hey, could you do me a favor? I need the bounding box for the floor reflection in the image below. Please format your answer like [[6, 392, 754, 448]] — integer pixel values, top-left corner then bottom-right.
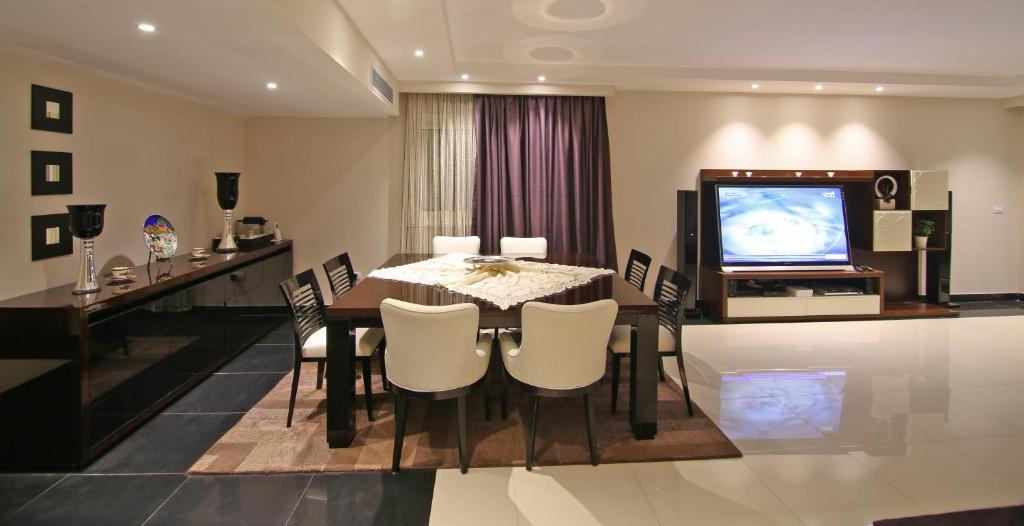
[[682, 315, 1024, 456]]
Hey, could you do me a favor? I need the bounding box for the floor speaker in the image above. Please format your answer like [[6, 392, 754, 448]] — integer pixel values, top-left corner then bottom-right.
[[677, 190, 699, 312], [927, 191, 953, 305]]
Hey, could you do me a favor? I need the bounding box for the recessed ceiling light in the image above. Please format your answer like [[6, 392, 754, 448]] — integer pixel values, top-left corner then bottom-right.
[[266, 82, 278, 90], [814, 84, 823, 91], [461, 74, 469, 80], [137, 23, 156, 33], [751, 83, 759, 90], [537, 75, 546, 82], [414, 49, 424, 57], [875, 86, 885, 92]]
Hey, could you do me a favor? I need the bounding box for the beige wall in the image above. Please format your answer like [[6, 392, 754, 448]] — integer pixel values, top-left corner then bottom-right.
[[606, 91, 1023, 295], [0, 51, 245, 301], [244, 107, 404, 300]]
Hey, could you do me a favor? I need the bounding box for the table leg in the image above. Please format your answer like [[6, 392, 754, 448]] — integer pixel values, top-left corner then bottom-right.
[[630, 313, 658, 439], [326, 318, 356, 447]]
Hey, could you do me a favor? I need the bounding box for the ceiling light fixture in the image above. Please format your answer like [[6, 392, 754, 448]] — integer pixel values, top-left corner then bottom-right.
[[461, 74, 469, 80], [814, 84, 823, 91], [875, 86, 885, 92], [537, 75, 546, 82], [751, 83, 759, 90], [266, 82, 278, 90], [137, 23, 156, 33], [414, 49, 424, 57]]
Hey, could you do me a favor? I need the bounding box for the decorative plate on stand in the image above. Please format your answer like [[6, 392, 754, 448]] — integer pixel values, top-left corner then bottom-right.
[[143, 215, 178, 260]]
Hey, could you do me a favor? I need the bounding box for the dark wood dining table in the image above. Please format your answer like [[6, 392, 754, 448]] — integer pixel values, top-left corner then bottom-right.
[[324, 253, 662, 447]]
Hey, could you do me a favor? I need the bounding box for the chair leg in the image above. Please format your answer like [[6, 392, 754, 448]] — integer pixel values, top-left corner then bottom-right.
[[610, 354, 621, 414], [673, 346, 694, 417], [378, 349, 390, 391], [287, 360, 301, 428], [583, 392, 598, 466], [362, 358, 375, 421], [657, 358, 666, 382], [500, 369, 509, 421], [526, 394, 539, 471], [316, 361, 326, 390], [392, 392, 407, 474], [457, 395, 469, 474]]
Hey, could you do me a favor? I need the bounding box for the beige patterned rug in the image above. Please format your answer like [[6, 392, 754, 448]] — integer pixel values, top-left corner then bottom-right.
[[190, 361, 741, 474]]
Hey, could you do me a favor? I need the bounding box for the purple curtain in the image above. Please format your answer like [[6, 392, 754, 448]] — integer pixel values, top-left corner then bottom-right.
[[472, 95, 618, 269]]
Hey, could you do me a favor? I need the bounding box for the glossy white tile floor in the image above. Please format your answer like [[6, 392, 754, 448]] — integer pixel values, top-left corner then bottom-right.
[[429, 316, 1024, 526]]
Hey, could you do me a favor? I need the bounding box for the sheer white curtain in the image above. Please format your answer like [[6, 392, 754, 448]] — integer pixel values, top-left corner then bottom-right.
[[400, 93, 476, 253]]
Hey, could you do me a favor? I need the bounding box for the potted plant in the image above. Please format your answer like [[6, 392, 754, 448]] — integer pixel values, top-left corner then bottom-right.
[[913, 218, 936, 249]]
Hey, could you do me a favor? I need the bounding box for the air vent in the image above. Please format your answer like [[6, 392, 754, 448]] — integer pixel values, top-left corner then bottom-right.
[[371, 67, 394, 104]]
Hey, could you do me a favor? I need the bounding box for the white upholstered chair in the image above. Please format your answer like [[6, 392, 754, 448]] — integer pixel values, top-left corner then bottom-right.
[[432, 235, 481, 255], [608, 265, 694, 416], [380, 298, 493, 474], [499, 299, 618, 469], [279, 269, 384, 427], [499, 236, 548, 258]]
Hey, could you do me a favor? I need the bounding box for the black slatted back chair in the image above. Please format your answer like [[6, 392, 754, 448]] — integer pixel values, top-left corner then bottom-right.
[[322, 251, 390, 396], [652, 265, 694, 415], [323, 252, 357, 300], [608, 265, 694, 416], [279, 269, 328, 427], [624, 249, 652, 292]]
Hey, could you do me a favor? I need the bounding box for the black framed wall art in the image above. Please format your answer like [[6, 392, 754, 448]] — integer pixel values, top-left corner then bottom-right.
[[31, 84, 73, 134], [31, 213, 73, 261], [31, 151, 73, 195]]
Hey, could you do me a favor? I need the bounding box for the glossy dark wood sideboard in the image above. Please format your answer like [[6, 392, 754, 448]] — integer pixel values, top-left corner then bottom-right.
[[0, 241, 293, 470]]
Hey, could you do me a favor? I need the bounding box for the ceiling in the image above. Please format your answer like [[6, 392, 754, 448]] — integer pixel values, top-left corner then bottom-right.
[[2, 0, 1022, 118], [0, 0, 394, 116], [340, 0, 1024, 99]]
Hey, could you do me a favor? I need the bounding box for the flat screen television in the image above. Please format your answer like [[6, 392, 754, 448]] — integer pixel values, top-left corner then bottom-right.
[[716, 185, 854, 272]]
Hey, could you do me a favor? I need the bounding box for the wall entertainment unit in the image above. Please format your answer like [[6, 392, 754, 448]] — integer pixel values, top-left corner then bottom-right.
[[691, 170, 958, 323]]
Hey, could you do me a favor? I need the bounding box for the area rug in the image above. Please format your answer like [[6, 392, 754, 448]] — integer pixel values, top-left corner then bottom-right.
[[874, 505, 1024, 525], [190, 361, 741, 474]]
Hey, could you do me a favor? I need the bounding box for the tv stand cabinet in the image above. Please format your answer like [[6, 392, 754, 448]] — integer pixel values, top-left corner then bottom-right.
[[706, 270, 884, 322]]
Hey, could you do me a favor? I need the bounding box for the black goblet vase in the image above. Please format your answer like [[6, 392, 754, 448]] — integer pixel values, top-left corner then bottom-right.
[[214, 172, 240, 253], [66, 204, 106, 294]]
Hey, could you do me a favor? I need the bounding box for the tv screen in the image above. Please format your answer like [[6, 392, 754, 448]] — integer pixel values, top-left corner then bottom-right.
[[716, 185, 853, 271]]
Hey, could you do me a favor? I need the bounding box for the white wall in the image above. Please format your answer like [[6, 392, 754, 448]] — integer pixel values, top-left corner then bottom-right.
[[0, 51, 246, 301], [243, 109, 404, 299], [606, 91, 1023, 295]]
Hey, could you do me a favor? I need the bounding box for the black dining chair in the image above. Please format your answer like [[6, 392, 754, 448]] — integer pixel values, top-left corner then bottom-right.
[[607, 265, 694, 416], [323, 252, 388, 390], [322, 252, 357, 298], [624, 249, 652, 292], [279, 269, 384, 427]]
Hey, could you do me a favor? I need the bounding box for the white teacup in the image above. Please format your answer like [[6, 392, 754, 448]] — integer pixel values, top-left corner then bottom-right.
[[191, 247, 209, 258]]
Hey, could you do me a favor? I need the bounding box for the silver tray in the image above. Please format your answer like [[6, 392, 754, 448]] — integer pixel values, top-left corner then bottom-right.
[[464, 256, 514, 265]]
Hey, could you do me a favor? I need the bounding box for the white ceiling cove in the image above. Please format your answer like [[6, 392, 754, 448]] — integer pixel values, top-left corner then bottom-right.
[[339, 0, 1024, 98]]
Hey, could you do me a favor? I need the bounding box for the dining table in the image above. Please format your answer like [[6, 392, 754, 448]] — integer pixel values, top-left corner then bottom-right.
[[324, 252, 662, 448]]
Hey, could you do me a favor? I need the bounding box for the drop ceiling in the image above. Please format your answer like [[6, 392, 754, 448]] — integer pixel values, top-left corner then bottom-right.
[[0, 0, 395, 116], [340, 0, 1024, 99]]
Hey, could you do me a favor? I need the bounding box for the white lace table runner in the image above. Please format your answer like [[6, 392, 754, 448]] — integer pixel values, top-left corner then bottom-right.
[[367, 253, 615, 309]]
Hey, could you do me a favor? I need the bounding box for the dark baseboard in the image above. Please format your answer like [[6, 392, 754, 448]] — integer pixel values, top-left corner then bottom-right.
[[949, 292, 1024, 302]]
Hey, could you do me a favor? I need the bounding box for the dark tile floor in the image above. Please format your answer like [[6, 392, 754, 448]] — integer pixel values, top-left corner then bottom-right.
[[0, 322, 435, 526]]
